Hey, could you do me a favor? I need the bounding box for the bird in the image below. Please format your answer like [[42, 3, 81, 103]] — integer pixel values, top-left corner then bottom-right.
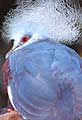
[[1, 0, 82, 120]]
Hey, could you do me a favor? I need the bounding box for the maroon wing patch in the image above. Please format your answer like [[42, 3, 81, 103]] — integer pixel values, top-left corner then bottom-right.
[[2, 59, 12, 92]]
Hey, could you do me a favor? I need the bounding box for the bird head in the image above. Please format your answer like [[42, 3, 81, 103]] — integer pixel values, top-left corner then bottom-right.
[[5, 32, 46, 59], [2, 0, 82, 50]]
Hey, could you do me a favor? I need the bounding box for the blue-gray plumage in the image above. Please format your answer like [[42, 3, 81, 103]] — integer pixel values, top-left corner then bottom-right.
[[7, 40, 82, 120]]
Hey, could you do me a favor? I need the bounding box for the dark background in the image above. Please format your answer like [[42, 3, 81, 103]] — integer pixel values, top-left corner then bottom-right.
[[0, 0, 17, 108], [0, 0, 82, 108]]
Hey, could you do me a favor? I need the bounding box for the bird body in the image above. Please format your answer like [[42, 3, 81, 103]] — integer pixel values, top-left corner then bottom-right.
[[3, 38, 82, 120]]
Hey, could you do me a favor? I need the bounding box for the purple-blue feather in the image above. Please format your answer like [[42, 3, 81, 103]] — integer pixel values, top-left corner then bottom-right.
[[8, 41, 82, 120]]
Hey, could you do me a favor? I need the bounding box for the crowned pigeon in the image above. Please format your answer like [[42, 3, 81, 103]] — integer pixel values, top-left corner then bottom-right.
[[2, 0, 82, 119]]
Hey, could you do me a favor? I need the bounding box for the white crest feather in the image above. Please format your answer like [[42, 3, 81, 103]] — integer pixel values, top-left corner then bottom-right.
[[2, 0, 82, 47]]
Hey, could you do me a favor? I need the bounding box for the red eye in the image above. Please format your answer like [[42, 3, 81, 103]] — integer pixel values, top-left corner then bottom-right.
[[21, 36, 29, 42]]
